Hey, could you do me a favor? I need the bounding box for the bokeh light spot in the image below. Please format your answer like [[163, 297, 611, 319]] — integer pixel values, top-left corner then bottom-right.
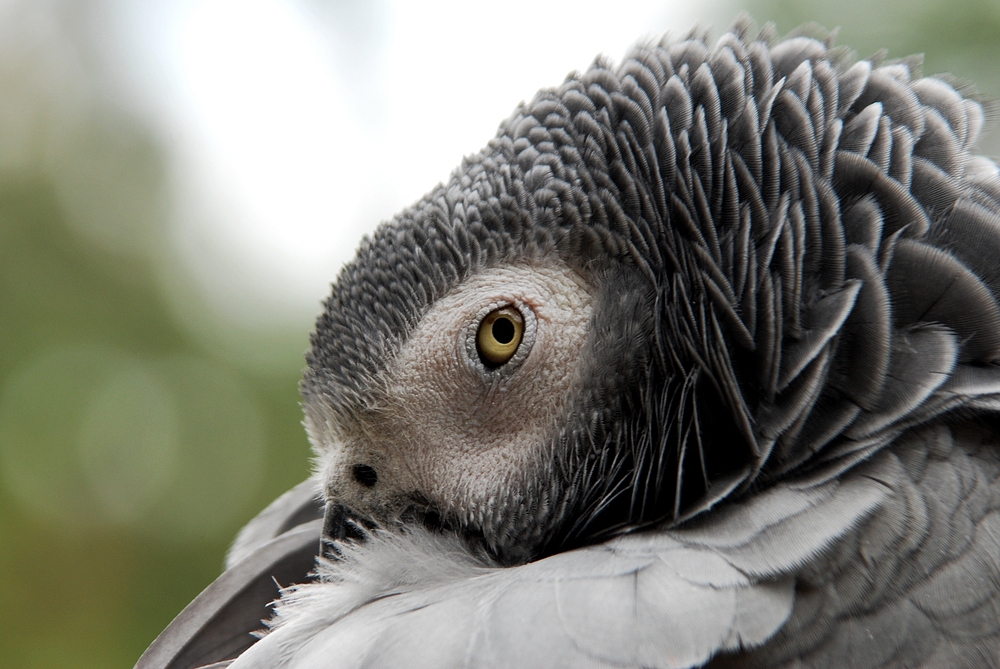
[[77, 361, 180, 524], [0, 347, 267, 541], [0, 347, 127, 527], [139, 355, 266, 541]]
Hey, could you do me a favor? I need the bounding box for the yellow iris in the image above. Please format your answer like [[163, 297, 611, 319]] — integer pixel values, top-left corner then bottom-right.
[[476, 306, 525, 366]]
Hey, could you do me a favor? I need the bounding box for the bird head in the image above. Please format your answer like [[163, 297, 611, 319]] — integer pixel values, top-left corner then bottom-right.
[[301, 38, 765, 565], [301, 20, 1000, 567], [304, 260, 615, 563]]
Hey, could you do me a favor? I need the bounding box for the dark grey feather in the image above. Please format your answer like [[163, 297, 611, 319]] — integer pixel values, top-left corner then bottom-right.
[[777, 280, 860, 391], [226, 477, 324, 570], [838, 102, 882, 156], [885, 239, 1000, 363], [844, 325, 957, 439], [137, 520, 323, 669]]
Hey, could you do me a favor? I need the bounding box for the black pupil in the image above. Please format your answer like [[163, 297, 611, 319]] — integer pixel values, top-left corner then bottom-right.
[[492, 317, 515, 344]]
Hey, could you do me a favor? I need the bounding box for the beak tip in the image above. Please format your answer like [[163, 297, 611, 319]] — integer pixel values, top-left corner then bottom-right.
[[321, 503, 378, 555]]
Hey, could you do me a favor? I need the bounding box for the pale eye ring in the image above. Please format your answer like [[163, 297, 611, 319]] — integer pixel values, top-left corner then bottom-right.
[[476, 306, 524, 366]]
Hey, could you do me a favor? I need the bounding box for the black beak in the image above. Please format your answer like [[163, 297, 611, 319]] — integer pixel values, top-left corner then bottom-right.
[[321, 503, 378, 556]]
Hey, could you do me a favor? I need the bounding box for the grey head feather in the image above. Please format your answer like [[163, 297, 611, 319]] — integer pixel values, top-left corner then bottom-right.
[[303, 18, 1000, 564]]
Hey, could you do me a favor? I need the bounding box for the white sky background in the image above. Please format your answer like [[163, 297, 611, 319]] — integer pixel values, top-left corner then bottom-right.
[[103, 0, 713, 328]]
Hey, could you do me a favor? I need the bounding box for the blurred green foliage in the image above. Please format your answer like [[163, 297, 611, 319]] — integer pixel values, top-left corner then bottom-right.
[[1, 1, 999, 668], [0, 138, 314, 666], [0, 8, 314, 665]]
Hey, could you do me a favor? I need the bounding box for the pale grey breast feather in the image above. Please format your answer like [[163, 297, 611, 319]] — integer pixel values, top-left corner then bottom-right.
[[212, 418, 1000, 668], [229, 452, 900, 668]]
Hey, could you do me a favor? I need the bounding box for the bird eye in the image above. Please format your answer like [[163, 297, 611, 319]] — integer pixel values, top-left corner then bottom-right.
[[476, 306, 525, 366]]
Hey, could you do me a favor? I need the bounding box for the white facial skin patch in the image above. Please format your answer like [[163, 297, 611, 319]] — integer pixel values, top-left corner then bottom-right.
[[310, 261, 597, 531]]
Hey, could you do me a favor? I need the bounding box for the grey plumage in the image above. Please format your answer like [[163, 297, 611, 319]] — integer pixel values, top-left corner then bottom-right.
[[137, 18, 1000, 669]]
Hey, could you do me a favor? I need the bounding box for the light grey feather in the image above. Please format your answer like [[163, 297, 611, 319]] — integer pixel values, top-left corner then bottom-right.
[[718, 421, 1000, 668], [227, 452, 906, 669], [231, 524, 796, 669], [226, 476, 324, 570]]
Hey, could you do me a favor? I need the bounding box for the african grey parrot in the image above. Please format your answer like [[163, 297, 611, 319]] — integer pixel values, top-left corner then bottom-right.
[[137, 18, 1000, 669]]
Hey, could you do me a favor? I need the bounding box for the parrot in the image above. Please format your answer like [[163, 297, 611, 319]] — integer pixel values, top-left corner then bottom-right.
[[136, 17, 1000, 669]]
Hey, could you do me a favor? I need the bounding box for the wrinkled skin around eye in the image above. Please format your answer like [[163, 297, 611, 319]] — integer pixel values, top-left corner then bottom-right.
[[305, 261, 596, 544]]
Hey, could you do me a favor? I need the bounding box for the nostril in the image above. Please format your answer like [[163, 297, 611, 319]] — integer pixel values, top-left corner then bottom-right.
[[352, 464, 378, 487]]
